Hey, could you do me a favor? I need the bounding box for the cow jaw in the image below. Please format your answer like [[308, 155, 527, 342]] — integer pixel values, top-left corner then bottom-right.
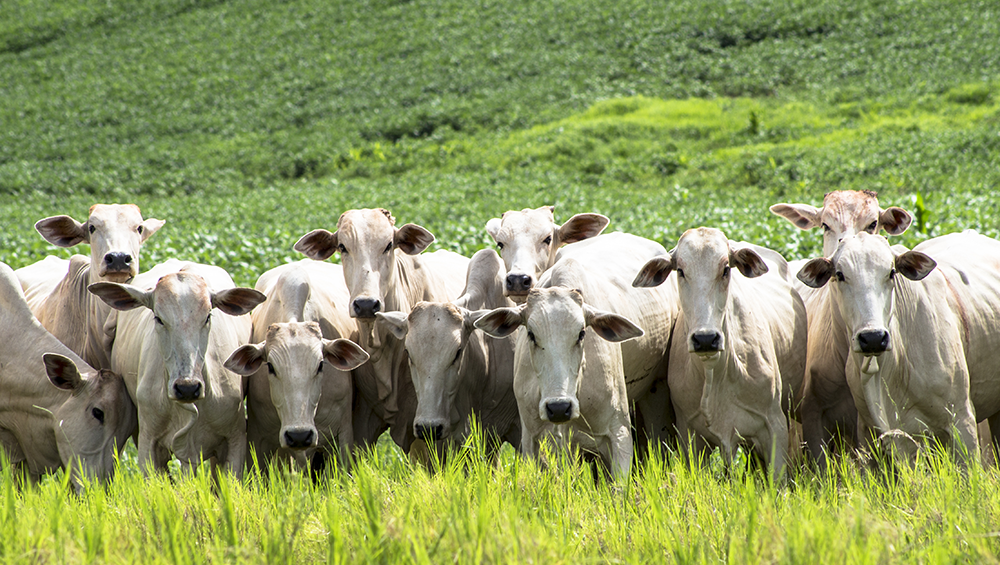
[[404, 304, 467, 441]]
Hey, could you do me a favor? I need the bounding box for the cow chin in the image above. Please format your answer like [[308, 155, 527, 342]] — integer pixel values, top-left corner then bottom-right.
[[99, 270, 134, 284], [504, 291, 529, 304]]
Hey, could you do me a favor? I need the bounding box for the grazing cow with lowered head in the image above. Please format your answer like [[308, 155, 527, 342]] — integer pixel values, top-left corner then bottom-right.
[[224, 260, 369, 471], [476, 233, 677, 479], [375, 249, 520, 452], [90, 261, 264, 476], [0, 262, 135, 489], [294, 209, 468, 453], [634, 228, 806, 478], [16, 204, 165, 369], [770, 191, 912, 464]]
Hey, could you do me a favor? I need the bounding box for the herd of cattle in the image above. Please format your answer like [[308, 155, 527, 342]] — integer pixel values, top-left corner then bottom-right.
[[3, 189, 999, 487]]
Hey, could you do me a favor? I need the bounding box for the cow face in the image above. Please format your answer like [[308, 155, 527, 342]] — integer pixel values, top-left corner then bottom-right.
[[770, 190, 911, 257], [377, 303, 487, 442], [34, 204, 165, 284], [44, 354, 137, 486], [225, 322, 368, 450], [797, 233, 936, 359], [294, 209, 435, 319], [485, 207, 609, 303], [633, 228, 767, 363], [475, 288, 642, 424], [89, 273, 265, 403]]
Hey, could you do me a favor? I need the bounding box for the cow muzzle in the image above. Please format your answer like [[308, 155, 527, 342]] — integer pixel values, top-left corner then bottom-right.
[[540, 397, 578, 423], [100, 252, 135, 282], [689, 329, 723, 355], [352, 297, 382, 319], [171, 379, 203, 403], [856, 328, 890, 355], [282, 426, 318, 449], [414, 420, 447, 442], [505, 273, 533, 297]]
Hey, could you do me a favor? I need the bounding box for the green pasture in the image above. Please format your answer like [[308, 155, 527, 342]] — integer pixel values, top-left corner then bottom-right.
[[2, 0, 1000, 562]]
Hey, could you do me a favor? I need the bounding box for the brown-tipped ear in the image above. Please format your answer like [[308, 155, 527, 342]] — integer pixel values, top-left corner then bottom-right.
[[140, 218, 166, 243], [797, 258, 835, 288], [224, 344, 266, 376], [879, 207, 913, 236], [731, 247, 769, 278], [474, 307, 524, 338], [89, 282, 154, 311], [770, 203, 822, 230], [633, 255, 674, 288], [556, 213, 610, 246], [583, 305, 644, 342], [44, 353, 85, 391], [212, 288, 267, 316], [395, 223, 435, 255], [895, 251, 936, 281], [35, 215, 88, 247], [323, 339, 370, 371], [294, 229, 339, 261], [375, 311, 408, 341]]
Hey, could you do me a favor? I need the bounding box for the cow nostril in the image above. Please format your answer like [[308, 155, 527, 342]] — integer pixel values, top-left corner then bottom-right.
[[544, 401, 573, 423], [123, 254, 132, 264], [104, 255, 114, 265]]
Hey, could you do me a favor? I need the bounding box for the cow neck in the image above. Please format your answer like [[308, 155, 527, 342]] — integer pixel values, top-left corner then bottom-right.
[[694, 293, 750, 431], [453, 330, 487, 429]]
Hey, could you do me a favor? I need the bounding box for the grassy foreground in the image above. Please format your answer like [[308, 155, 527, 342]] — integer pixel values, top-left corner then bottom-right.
[[3, 439, 1000, 564]]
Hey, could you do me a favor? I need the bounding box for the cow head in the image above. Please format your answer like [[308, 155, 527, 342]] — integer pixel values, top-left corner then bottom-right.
[[89, 273, 265, 402], [225, 322, 368, 450], [376, 302, 488, 442], [34, 204, 165, 284], [770, 190, 911, 257], [797, 233, 935, 361], [485, 206, 609, 303], [475, 287, 642, 423], [294, 208, 435, 319], [633, 228, 767, 364], [44, 353, 136, 486]]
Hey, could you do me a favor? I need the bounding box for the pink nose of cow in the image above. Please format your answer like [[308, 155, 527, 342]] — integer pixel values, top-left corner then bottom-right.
[[506, 273, 533, 293], [352, 297, 381, 318]]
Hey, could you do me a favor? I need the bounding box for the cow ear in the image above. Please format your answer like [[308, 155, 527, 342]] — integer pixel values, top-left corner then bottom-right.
[[474, 307, 524, 338], [375, 311, 408, 340], [322, 338, 370, 371], [895, 251, 936, 281], [731, 247, 769, 278], [294, 229, 339, 261], [395, 224, 435, 255], [212, 288, 266, 316], [797, 258, 835, 288], [633, 255, 674, 288], [463, 309, 491, 331], [89, 282, 154, 311], [556, 213, 610, 246], [879, 207, 913, 236], [224, 344, 266, 376], [485, 218, 503, 242], [43, 353, 85, 392], [139, 218, 166, 243], [35, 215, 88, 247], [583, 305, 644, 342], [770, 203, 822, 230]]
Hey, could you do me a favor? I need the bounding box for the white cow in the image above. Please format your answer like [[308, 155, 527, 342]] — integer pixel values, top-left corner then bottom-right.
[[634, 228, 807, 478], [223, 260, 369, 471], [485, 205, 609, 302], [375, 249, 520, 452], [0, 262, 135, 487], [797, 231, 1000, 464], [770, 191, 913, 462], [476, 233, 677, 478], [89, 261, 264, 476], [294, 208, 468, 453], [15, 204, 165, 369]]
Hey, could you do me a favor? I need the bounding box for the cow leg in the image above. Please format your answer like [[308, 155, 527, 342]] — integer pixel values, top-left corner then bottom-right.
[[758, 411, 789, 482], [608, 419, 634, 481], [224, 431, 247, 479], [635, 379, 676, 454], [138, 434, 170, 476], [336, 423, 354, 474], [799, 389, 830, 468], [951, 407, 980, 468], [987, 415, 1000, 468]]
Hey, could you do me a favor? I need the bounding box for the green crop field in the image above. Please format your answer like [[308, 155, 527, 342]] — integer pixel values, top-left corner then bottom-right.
[[2, 0, 1000, 562]]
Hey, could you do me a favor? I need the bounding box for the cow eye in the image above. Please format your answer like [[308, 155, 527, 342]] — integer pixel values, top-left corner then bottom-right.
[[137, 225, 144, 234], [92, 407, 105, 424], [722, 266, 730, 278], [822, 223, 831, 232], [204, 314, 211, 326], [542, 236, 552, 246], [383, 242, 393, 254], [577, 330, 585, 343], [338, 243, 348, 255], [496, 242, 505, 250], [267, 362, 275, 374], [676, 269, 685, 279], [527, 331, 536, 344], [453, 348, 462, 364], [867, 221, 878, 233], [153, 316, 163, 326], [836, 271, 845, 282], [88, 225, 96, 234], [889, 268, 897, 280], [317, 361, 324, 374]]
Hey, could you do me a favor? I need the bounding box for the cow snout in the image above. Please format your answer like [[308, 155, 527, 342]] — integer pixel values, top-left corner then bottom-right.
[[414, 423, 445, 442], [505, 273, 533, 294], [283, 428, 317, 449], [173, 379, 202, 402], [543, 399, 575, 423], [690, 330, 723, 353], [857, 329, 890, 354], [352, 297, 381, 318], [103, 252, 133, 273]]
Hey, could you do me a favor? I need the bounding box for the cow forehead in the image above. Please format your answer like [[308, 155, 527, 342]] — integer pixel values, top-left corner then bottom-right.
[[525, 287, 585, 328], [88, 203, 143, 226], [835, 233, 893, 272], [337, 209, 396, 243], [266, 321, 323, 345], [407, 303, 464, 346], [154, 272, 212, 310], [821, 191, 879, 225], [676, 227, 729, 264], [497, 207, 556, 239]]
